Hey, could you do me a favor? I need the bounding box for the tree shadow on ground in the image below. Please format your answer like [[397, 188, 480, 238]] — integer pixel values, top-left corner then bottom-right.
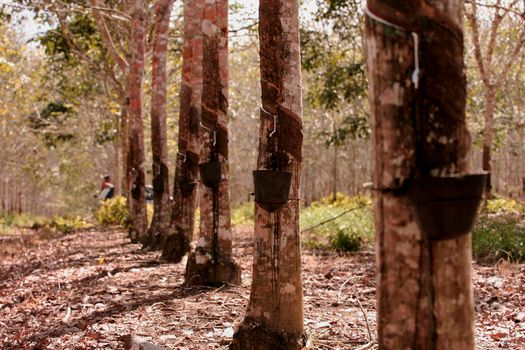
[[20, 283, 233, 348], [0, 259, 169, 311]]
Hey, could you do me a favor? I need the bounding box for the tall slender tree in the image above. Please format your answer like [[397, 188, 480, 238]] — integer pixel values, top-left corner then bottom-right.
[[162, 0, 204, 262], [145, 0, 175, 249], [365, 0, 475, 348], [230, 0, 305, 348], [465, 0, 525, 198], [184, 0, 241, 285], [127, 0, 148, 243]]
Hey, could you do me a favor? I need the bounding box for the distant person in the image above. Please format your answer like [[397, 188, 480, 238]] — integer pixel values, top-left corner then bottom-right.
[[98, 175, 115, 200]]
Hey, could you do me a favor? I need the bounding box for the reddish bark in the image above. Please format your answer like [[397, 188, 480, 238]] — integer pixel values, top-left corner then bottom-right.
[[184, 0, 241, 286], [127, 0, 148, 243], [230, 1, 305, 349], [144, 0, 175, 249], [119, 96, 130, 199], [366, 1, 474, 349], [162, 0, 204, 262]]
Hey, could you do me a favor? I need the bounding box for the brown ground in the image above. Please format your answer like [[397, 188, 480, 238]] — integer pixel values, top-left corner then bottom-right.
[[0, 226, 524, 350]]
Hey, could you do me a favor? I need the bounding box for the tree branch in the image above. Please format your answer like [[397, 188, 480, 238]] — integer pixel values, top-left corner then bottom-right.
[[54, 9, 124, 97], [90, 0, 129, 71], [465, 1, 491, 87]]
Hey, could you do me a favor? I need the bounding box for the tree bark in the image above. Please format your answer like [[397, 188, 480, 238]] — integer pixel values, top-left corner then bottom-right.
[[162, 0, 204, 262], [365, 1, 474, 349], [332, 142, 338, 201], [145, 0, 175, 249], [185, 0, 241, 286], [482, 87, 497, 198], [127, 0, 148, 243], [118, 96, 130, 199], [230, 0, 305, 349]]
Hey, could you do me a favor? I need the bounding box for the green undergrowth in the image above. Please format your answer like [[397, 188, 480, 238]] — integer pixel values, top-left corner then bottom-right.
[[301, 193, 374, 252], [231, 202, 254, 226], [94, 195, 153, 229], [231, 193, 374, 253], [0, 213, 90, 234], [472, 198, 525, 263], [95, 196, 130, 228], [231, 194, 525, 260]]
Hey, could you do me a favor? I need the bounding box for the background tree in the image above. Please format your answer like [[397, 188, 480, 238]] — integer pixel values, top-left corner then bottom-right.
[[144, 0, 175, 249], [127, 0, 148, 243], [163, 0, 204, 262], [366, 0, 475, 348], [230, 0, 306, 348], [184, 0, 241, 286], [465, 0, 525, 198]]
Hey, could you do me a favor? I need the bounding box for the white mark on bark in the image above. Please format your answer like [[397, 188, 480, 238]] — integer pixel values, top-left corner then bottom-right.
[[196, 237, 207, 248], [218, 228, 231, 240], [379, 83, 404, 106], [282, 283, 296, 294], [196, 253, 209, 265], [202, 20, 217, 36]]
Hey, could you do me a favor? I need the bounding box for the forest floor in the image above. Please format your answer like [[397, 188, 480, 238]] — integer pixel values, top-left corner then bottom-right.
[[0, 226, 524, 350]]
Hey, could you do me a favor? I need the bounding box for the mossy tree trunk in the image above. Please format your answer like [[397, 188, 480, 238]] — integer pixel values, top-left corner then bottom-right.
[[365, 0, 474, 348], [162, 0, 204, 262], [127, 0, 148, 243], [145, 0, 175, 249], [230, 0, 305, 349], [184, 0, 241, 286]]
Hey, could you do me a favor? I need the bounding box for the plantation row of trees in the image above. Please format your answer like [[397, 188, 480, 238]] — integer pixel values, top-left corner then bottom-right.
[[1, 0, 523, 220], [0, 1, 523, 348]]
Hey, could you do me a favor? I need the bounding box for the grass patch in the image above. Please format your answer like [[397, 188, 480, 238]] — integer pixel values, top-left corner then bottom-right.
[[0, 213, 90, 234], [231, 202, 254, 226], [473, 198, 525, 263], [301, 193, 374, 252], [231, 195, 525, 259], [47, 216, 91, 234], [472, 214, 525, 263], [0, 213, 48, 230], [232, 193, 374, 252]]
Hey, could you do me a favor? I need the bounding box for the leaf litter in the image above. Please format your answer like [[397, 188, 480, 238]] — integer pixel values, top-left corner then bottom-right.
[[0, 226, 523, 349]]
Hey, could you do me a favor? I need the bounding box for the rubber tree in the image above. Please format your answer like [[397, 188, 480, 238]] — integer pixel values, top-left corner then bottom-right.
[[144, 0, 175, 249], [162, 0, 204, 262], [184, 0, 241, 286], [127, 0, 148, 243], [465, 0, 525, 198], [365, 0, 474, 348], [230, 0, 305, 349]]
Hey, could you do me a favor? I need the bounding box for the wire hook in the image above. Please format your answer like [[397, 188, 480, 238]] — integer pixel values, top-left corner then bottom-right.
[[364, 5, 422, 90], [363, 4, 404, 32], [178, 152, 187, 163], [269, 115, 277, 138], [260, 105, 273, 116], [411, 32, 421, 90], [200, 122, 213, 132]]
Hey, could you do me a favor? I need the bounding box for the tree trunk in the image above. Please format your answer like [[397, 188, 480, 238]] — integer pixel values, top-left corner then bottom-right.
[[1, 179, 6, 215], [332, 142, 337, 201], [365, 1, 474, 349], [230, 0, 305, 349], [185, 0, 241, 286], [127, 0, 148, 243], [119, 96, 130, 199], [145, 0, 175, 249], [162, 0, 204, 262], [482, 88, 497, 199]]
